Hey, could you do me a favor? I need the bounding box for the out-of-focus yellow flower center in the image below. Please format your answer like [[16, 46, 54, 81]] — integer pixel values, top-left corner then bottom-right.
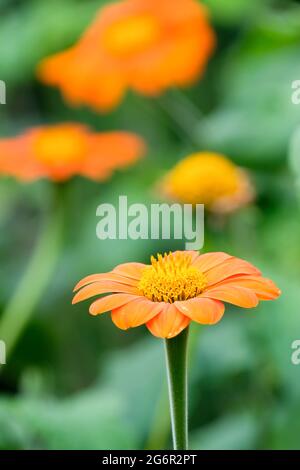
[[34, 127, 87, 166], [165, 152, 241, 207], [139, 252, 207, 303], [103, 14, 160, 56]]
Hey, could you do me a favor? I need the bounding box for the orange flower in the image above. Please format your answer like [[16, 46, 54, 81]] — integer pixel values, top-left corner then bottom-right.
[[161, 152, 254, 213], [37, 0, 215, 112], [73, 251, 281, 339], [0, 123, 145, 182]]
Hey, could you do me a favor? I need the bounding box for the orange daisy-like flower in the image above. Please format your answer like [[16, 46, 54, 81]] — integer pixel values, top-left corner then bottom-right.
[[73, 251, 281, 339], [161, 152, 254, 214], [0, 123, 145, 182], [37, 0, 215, 112]]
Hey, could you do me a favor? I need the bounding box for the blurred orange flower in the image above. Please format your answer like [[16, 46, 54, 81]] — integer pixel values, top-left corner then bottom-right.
[[73, 251, 280, 339], [161, 152, 254, 213], [0, 123, 145, 182], [37, 0, 215, 112]]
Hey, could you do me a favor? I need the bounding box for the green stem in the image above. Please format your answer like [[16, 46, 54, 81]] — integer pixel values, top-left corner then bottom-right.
[[164, 327, 189, 450], [0, 180, 18, 227], [0, 186, 64, 359], [146, 324, 200, 450], [158, 88, 201, 148]]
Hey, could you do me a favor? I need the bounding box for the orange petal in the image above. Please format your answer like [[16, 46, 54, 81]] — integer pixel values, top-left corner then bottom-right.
[[175, 298, 224, 324], [89, 293, 140, 316], [211, 275, 281, 300], [205, 257, 261, 286], [72, 281, 139, 304], [113, 262, 146, 280], [202, 285, 259, 308], [82, 132, 145, 180], [82, 75, 126, 113], [73, 272, 138, 292], [193, 252, 232, 272], [111, 297, 163, 329], [146, 303, 190, 339]]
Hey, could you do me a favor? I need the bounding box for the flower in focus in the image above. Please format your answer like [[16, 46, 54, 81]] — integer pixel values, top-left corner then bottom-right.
[[73, 250, 281, 339], [37, 0, 215, 112], [0, 123, 145, 182], [161, 152, 254, 213]]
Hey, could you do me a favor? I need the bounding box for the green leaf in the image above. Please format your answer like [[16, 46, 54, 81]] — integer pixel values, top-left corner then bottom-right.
[[102, 338, 166, 437], [194, 317, 255, 380], [196, 26, 300, 167], [0, 0, 103, 84], [191, 412, 259, 450], [202, 0, 268, 26], [0, 390, 136, 450]]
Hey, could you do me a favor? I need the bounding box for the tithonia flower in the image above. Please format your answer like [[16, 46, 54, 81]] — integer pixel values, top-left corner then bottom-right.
[[37, 0, 215, 112], [161, 152, 254, 213], [73, 251, 280, 339], [0, 123, 145, 182]]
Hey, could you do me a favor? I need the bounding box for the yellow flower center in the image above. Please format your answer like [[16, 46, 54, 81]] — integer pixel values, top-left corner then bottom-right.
[[33, 126, 88, 166], [139, 252, 207, 303], [103, 14, 160, 57], [165, 152, 241, 207]]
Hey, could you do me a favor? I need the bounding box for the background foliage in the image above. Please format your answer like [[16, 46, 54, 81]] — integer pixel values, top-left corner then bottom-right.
[[0, 0, 300, 450]]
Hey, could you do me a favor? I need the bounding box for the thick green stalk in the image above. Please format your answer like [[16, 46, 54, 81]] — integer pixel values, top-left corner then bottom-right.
[[146, 324, 200, 449], [164, 327, 189, 450], [0, 186, 64, 359]]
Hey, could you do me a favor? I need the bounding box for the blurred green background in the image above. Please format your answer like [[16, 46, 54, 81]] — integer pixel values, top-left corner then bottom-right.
[[0, 0, 300, 450]]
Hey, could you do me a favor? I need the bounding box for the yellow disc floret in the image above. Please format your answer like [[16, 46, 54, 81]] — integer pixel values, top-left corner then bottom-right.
[[34, 126, 87, 166], [138, 252, 207, 303], [163, 152, 243, 208]]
